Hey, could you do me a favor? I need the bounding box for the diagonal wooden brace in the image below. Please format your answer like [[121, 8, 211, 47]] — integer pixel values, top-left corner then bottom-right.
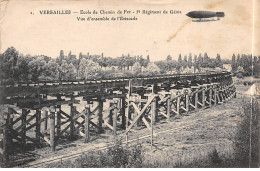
[[125, 94, 157, 134]]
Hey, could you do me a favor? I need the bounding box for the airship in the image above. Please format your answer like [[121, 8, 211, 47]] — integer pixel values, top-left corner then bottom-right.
[[186, 11, 225, 22]]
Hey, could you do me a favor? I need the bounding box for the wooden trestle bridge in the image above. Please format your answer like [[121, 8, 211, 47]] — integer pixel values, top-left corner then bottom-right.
[[0, 72, 236, 166]]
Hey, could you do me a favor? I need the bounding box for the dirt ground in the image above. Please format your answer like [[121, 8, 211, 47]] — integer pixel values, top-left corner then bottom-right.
[[2, 76, 258, 167]]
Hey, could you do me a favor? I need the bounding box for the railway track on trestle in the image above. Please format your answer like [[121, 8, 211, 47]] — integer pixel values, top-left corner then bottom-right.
[[0, 71, 236, 167]]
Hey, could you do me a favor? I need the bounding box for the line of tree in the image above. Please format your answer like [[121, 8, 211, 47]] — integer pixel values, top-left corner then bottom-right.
[[231, 54, 260, 76], [0, 47, 234, 82], [0, 47, 151, 82], [155, 52, 224, 74]]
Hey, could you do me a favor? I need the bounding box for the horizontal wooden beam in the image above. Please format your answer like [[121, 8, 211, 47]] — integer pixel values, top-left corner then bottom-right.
[[33, 99, 80, 109], [0, 72, 231, 103]]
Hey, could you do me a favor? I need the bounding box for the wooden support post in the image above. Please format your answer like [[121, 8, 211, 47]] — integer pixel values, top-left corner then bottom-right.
[[136, 102, 141, 127], [84, 105, 90, 143], [151, 102, 154, 148], [224, 86, 228, 100], [70, 98, 75, 140], [224, 87, 227, 101], [56, 108, 61, 137], [228, 86, 232, 100], [151, 85, 158, 122], [228, 87, 231, 100], [8, 108, 13, 131], [185, 91, 189, 114], [2, 112, 10, 167], [21, 109, 27, 145], [195, 89, 198, 110], [112, 101, 118, 143], [228, 86, 231, 100], [125, 80, 131, 144], [113, 101, 118, 137], [35, 109, 41, 146], [223, 86, 228, 102], [56, 95, 61, 137], [98, 98, 103, 133], [121, 97, 126, 129], [49, 107, 55, 152], [202, 87, 205, 109], [151, 98, 156, 124], [167, 95, 171, 120], [109, 102, 113, 125], [155, 97, 158, 122], [44, 109, 48, 131], [217, 92, 221, 104], [214, 85, 217, 106], [209, 86, 212, 108], [221, 86, 226, 102], [128, 106, 132, 121], [225, 87, 228, 100], [220, 91, 224, 103], [226, 88, 229, 100], [176, 94, 180, 117]]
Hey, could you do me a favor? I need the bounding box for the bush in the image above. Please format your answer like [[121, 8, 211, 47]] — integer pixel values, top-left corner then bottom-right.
[[46, 140, 144, 168], [79, 141, 143, 168], [208, 148, 222, 167], [233, 98, 260, 167]]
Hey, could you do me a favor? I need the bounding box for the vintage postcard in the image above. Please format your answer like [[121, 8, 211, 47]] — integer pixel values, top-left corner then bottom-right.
[[0, 0, 259, 168]]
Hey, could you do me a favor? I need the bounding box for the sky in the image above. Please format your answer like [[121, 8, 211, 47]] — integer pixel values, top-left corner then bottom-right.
[[0, 0, 259, 61]]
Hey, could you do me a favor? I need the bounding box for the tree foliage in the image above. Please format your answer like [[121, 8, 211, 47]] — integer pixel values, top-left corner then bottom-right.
[[231, 53, 260, 76], [144, 62, 160, 75], [231, 54, 236, 72], [2, 47, 250, 82], [83, 60, 101, 79], [166, 55, 172, 61], [28, 56, 47, 81], [45, 59, 59, 80], [188, 53, 192, 69], [0, 47, 19, 80], [132, 62, 142, 75]]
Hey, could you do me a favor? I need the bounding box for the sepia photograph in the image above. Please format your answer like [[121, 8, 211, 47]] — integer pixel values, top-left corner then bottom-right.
[[0, 0, 259, 168]]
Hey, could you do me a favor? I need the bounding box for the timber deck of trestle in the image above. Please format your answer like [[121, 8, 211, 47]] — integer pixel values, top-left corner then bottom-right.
[[0, 71, 236, 167]]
